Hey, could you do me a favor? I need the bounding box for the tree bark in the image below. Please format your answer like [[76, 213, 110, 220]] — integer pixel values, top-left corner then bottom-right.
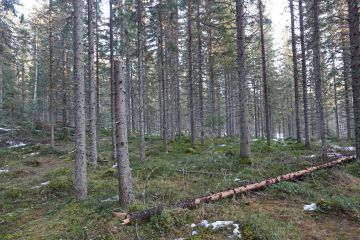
[[332, 54, 340, 139], [197, 1, 204, 145], [49, 0, 55, 147], [290, 0, 301, 143], [73, 0, 87, 200], [341, 14, 353, 140], [347, 0, 360, 160], [137, 0, 146, 161], [114, 57, 134, 207], [236, 0, 250, 157], [88, 0, 98, 166], [258, 0, 271, 146], [110, 0, 117, 160], [187, 1, 195, 146], [312, 0, 326, 149], [299, 0, 310, 146]]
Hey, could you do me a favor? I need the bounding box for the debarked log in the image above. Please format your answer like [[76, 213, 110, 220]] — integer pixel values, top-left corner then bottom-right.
[[113, 155, 356, 225]]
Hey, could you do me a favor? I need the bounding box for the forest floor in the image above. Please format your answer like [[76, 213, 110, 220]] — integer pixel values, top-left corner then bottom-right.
[[0, 128, 360, 239]]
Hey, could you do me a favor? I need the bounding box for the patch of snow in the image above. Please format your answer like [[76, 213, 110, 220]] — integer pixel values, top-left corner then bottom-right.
[[7, 140, 27, 148], [331, 145, 355, 152], [30, 152, 40, 156], [191, 230, 198, 236], [192, 220, 241, 238], [174, 238, 185, 240], [304, 203, 317, 211], [31, 181, 50, 189], [0, 168, 9, 174], [210, 221, 234, 230], [219, 144, 227, 147], [234, 178, 246, 183], [0, 127, 11, 132], [232, 223, 241, 238], [251, 139, 259, 142], [112, 163, 118, 168]]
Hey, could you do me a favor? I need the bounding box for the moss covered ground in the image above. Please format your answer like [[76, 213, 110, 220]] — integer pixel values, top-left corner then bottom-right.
[[0, 131, 359, 239]]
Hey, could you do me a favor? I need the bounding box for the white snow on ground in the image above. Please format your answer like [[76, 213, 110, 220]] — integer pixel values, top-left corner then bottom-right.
[[0, 168, 9, 174], [30, 152, 40, 156], [174, 238, 185, 240], [219, 144, 227, 147], [7, 140, 27, 148], [31, 181, 50, 189], [0, 127, 11, 132], [331, 145, 356, 152], [191, 230, 198, 235], [304, 203, 317, 211], [190, 220, 241, 238], [112, 163, 118, 168]]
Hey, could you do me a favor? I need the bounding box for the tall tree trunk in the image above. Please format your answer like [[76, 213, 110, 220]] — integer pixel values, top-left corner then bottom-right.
[[174, 5, 181, 137], [110, 0, 117, 160], [88, 0, 98, 166], [347, 0, 360, 160], [332, 54, 340, 139], [95, 0, 101, 137], [0, 56, 3, 120], [197, 1, 204, 144], [312, 0, 326, 148], [137, 0, 146, 161], [49, 0, 55, 147], [299, 0, 310, 146], [114, 57, 134, 207], [258, 0, 271, 145], [73, 0, 87, 200], [236, 0, 250, 157], [290, 0, 301, 143], [187, 1, 195, 146], [341, 16, 353, 140], [159, 1, 168, 154], [32, 27, 38, 126], [61, 28, 68, 137]]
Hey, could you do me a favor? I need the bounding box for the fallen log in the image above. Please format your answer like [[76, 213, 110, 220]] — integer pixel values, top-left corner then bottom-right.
[[113, 155, 356, 225]]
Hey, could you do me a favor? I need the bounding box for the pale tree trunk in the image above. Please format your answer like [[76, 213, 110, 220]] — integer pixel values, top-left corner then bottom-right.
[[290, 0, 301, 143], [259, 0, 271, 145], [0, 55, 3, 120], [299, 0, 310, 146], [236, 0, 250, 157], [110, 0, 117, 160], [137, 0, 146, 161], [332, 54, 340, 139], [159, 1, 168, 154], [187, 1, 195, 146], [174, 6, 181, 137], [32, 27, 38, 126], [208, 21, 215, 138], [197, 0, 204, 144], [49, 0, 55, 147], [61, 27, 69, 136], [312, 0, 326, 148], [347, 0, 360, 161], [95, 0, 101, 134], [114, 57, 134, 207], [88, 0, 98, 166], [73, 0, 87, 200]]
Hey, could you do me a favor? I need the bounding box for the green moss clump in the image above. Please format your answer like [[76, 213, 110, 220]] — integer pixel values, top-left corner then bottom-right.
[[3, 188, 26, 200], [48, 176, 73, 196]]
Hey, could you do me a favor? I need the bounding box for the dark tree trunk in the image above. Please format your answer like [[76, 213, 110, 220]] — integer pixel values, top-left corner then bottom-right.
[[258, 0, 271, 145], [187, 1, 195, 146], [299, 0, 310, 146], [290, 0, 301, 143], [236, 0, 250, 157], [347, 0, 360, 160]]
